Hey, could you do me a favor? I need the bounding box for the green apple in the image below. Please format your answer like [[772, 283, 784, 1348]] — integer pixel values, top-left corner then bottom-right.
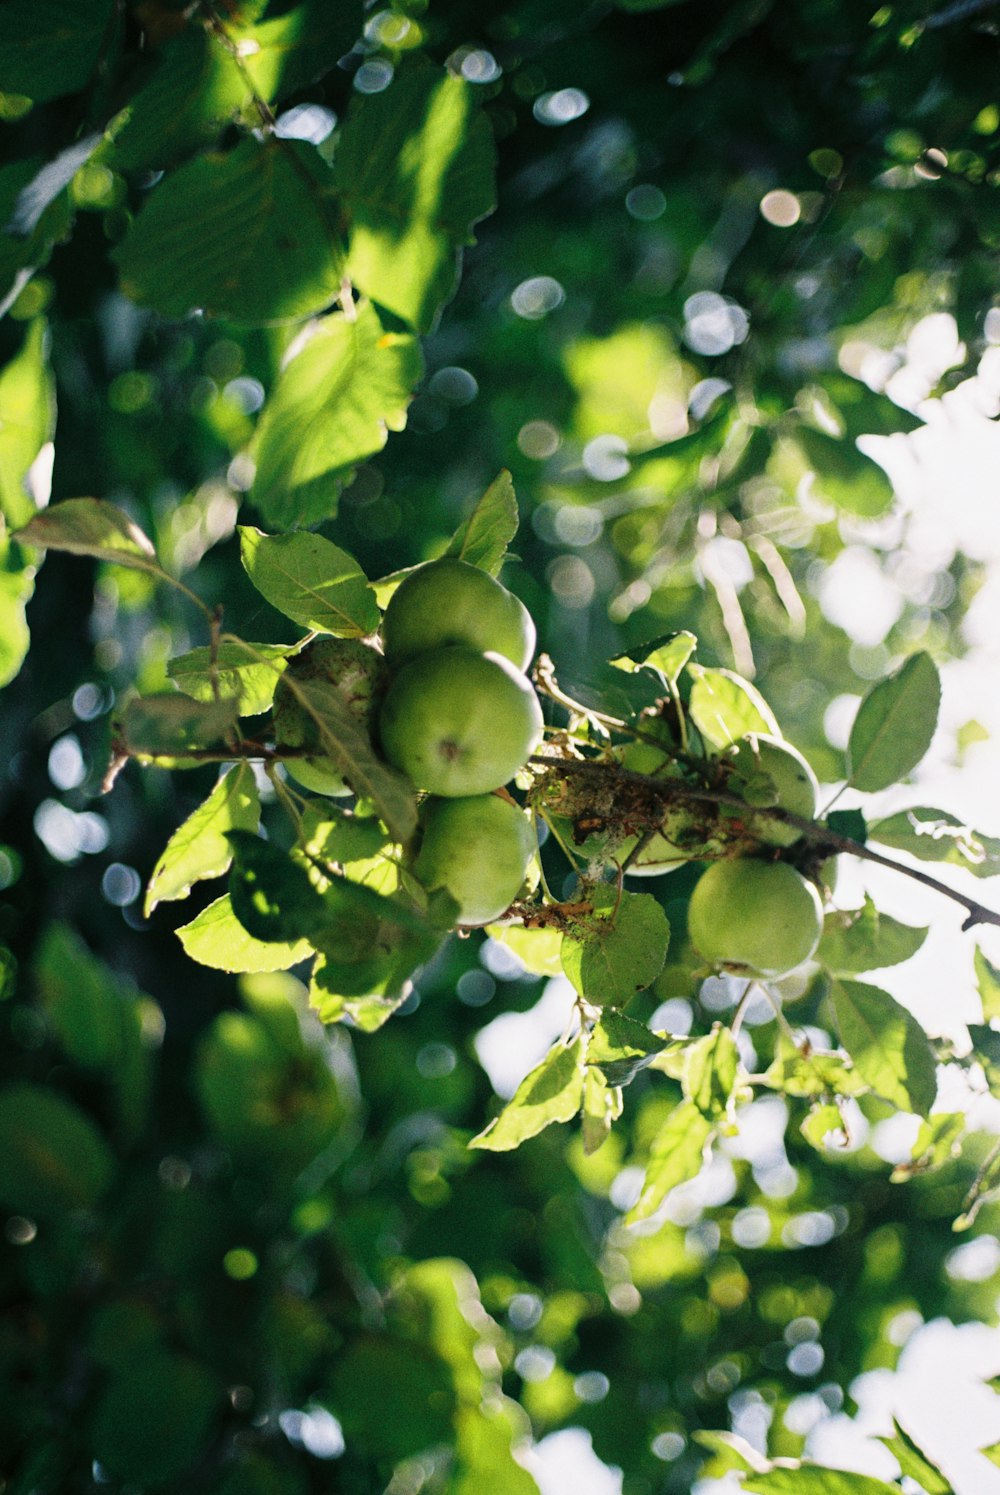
[[379, 646, 543, 797], [413, 794, 536, 925], [724, 733, 818, 847], [381, 557, 536, 671], [273, 637, 385, 797], [687, 858, 822, 978]]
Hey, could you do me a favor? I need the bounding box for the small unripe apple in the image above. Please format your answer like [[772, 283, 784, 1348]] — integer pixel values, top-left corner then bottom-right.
[[687, 858, 822, 978], [724, 733, 818, 847], [381, 557, 536, 671], [378, 646, 543, 797], [413, 794, 536, 925], [273, 637, 385, 797]]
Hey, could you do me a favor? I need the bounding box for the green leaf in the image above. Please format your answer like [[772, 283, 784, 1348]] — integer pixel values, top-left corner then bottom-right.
[[176, 894, 312, 973], [251, 303, 423, 528], [34, 924, 128, 1071], [956, 1142, 1000, 1231], [0, 1082, 115, 1214], [868, 806, 1000, 878], [227, 831, 325, 945], [847, 652, 941, 792], [818, 896, 928, 976], [586, 1009, 668, 1086], [890, 1113, 965, 1181], [796, 425, 895, 517], [0, 522, 36, 688], [483, 924, 564, 976], [280, 675, 417, 842], [581, 1067, 623, 1155], [683, 1023, 739, 1120], [610, 630, 697, 686], [114, 693, 239, 760], [301, 806, 389, 866], [969, 1023, 1000, 1090], [109, 2, 362, 171], [0, 319, 55, 527], [115, 137, 344, 323], [625, 1100, 713, 1223], [832, 979, 937, 1116], [744, 1468, 903, 1494], [91, 1352, 219, 1484], [144, 765, 260, 916], [982, 1439, 1000, 1468], [561, 886, 670, 1004], [878, 1422, 952, 1492], [15, 497, 163, 575], [692, 1430, 770, 1476], [801, 1103, 848, 1150], [976, 947, 1000, 1021], [0, 0, 114, 102], [762, 1035, 866, 1099], [0, 156, 75, 305], [330, 1335, 456, 1461], [167, 640, 296, 716], [336, 59, 496, 332], [239, 527, 379, 636], [688, 664, 780, 750], [444, 471, 519, 576], [470, 1036, 586, 1152], [308, 955, 411, 1031]]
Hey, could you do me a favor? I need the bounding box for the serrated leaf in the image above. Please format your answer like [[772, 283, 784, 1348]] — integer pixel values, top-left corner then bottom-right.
[[625, 1100, 712, 1223], [115, 137, 344, 323], [586, 1009, 668, 1086], [744, 1468, 902, 1494], [0, 1082, 115, 1214], [688, 664, 780, 750], [976, 947, 1000, 1022], [0, 319, 55, 527], [683, 1023, 739, 1120], [239, 527, 379, 636], [251, 303, 423, 528], [561, 886, 670, 1004], [282, 676, 417, 842], [868, 806, 1000, 879], [16, 497, 163, 575], [832, 979, 937, 1116], [176, 894, 312, 973], [581, 1067, 623, 1155], [470, 1036, 585, 1151], [0, 0, 114, 102], [144, 765, 260, 916], [763, 1035, 866, 1100], [847, 652, 941, 792], [167, 640, 295, 716], [610, 630, 697, 686], [444, 471, 519, 576], [819, 895, 927, 976], [336, 59, 496, 331], [483, 924, 564, 976], [879, 1419, 952, 1492], [114, 693, 239, 759], [890, 1113, 965, 1182], [797, 425, 895, 517], [801, 1102, 848, 1150]]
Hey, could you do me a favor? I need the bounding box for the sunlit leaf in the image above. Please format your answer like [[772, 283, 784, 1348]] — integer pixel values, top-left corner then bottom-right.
[[586, 1008, 668, 1086], [16, 497, 163, 574], [561, 886, 670, 1004], [483, 924, 564, 976], [444, 470, 519, 576], [251, 303, 423, 528], [847, 652, 941, 792], [868, 806, 1000, 879], [610, 630, 697, 686], [801, 1102, 848, 1151], [625, 1100, 712, 1224], [145, 765, 260, 915], [683, 1023, 739, 1120], [115, 137, 344, 323], [239, 527, 379, 636], [763, 1036, 866, 1099], [976, 946, 1000, 1022], [0, 523, 35, 688], [890, 1113, 965, 1182], [167, 640, 296, 716], [692, 1430, 770, 1476], [176, 894, 312, 973], [688, 664, 780, 750], [0, 1082, 115, 1214], [819, 896, 928, 976], [581, 1067, 623, 1155], [832, 979, 937, 1116], [336, 59, 496, 331], [470, 1036, 585, 1152], [744, 1467, 902, 1494], [0, 0, 114, 101], [0, 318, 54, 526]]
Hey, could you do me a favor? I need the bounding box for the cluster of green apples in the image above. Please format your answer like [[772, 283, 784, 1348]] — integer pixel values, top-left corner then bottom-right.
[[274, 558, 543, 927]]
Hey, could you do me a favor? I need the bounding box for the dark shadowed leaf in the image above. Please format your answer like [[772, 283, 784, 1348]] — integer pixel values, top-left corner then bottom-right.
[[0, 1082, 115, 1214], [16, 497, 162, 573], [91, 1352, 219, 1484], [0, 0, 114, 101], [114, 693, 239, 759], [586, 1009, 668, 1086], [847, 652, 941, 792], [796, 426, 895, 517]]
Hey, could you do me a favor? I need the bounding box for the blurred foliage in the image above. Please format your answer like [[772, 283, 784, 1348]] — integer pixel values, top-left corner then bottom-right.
[[4, 0, 1000, 1491]]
